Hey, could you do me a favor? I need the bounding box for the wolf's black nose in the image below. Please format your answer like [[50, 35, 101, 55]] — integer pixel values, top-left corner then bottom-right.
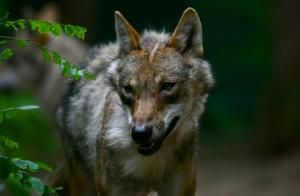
[[131, 124, 152, 144]]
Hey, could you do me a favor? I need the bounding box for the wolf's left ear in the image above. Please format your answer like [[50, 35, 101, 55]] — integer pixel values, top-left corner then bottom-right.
[[115, 11, 141, 54], [169, 8, 203, 57]]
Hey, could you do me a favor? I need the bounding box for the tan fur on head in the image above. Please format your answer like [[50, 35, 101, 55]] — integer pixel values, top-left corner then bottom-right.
[[115, 11, 141, 53], [149, 43, 160, 64], [169, 7, 204, 57]]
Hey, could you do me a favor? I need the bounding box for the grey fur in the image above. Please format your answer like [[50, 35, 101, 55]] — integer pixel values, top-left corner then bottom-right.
[[56, 7, 213, 196]]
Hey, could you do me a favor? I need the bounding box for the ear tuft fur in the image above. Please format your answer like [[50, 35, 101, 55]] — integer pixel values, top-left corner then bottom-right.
[[169, 7, 203, 57], [115, 11, 141, 54]]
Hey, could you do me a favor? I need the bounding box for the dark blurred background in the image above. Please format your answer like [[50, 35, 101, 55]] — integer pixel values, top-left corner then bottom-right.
[[1, 0, 300, 195]]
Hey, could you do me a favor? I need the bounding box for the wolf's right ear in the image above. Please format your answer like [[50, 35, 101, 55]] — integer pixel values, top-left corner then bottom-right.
[[169, 8, 203, 57], [115, 11, 141, 54]]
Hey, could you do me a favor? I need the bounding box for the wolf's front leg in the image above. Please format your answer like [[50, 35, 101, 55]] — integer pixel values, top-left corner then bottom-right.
[[179, 178, 197, 196], [161, 161, 197, 196], [168, 175, 196, 196], [179, 169, 197, 196]]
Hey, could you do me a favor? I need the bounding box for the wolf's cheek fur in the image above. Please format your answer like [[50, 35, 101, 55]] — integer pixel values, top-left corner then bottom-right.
[[123, 104, 133, 125], [163, 104, 182, 131]]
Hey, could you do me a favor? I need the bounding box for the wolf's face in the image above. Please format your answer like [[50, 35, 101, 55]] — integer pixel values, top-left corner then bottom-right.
[[117, 48, 191, 156], [109, 8, 213, 156]]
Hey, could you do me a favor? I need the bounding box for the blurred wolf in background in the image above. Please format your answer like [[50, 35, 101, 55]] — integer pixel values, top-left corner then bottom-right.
[[56, 7, 214, 196], [0, 3, 89, 117]]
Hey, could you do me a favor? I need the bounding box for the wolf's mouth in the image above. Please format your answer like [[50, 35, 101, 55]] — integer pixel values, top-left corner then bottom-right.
[[138, 116, 180, 156], [138, 141, 162, 156]]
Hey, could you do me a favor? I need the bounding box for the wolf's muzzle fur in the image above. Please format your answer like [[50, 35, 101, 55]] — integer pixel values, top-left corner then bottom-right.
[[135, 116, 180, 156]]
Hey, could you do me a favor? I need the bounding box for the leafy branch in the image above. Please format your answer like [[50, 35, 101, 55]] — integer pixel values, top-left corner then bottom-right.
[[2, 19, 87, 39], [0, 17, 94, 80], [0, 105, 40, 124]]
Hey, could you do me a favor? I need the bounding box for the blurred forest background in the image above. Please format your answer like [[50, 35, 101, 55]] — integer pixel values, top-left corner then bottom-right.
[[0, 0, 299, 195]]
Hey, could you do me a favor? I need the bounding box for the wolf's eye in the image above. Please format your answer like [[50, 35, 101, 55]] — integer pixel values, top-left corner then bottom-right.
[[123, 85, 133, 94], [161, 82, 176, 92]]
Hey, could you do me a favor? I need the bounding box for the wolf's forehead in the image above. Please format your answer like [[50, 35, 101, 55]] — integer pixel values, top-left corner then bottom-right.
[[118, 34, 184, 83], [149, 43, 160, 64], [124, 46, 183, 74], [140, 30, 170, 50]]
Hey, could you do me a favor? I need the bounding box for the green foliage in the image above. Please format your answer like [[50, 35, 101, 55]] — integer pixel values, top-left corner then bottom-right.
[[63, 24, 86, 39], [0, 106, 60, 195], [0, 48, 13, 61], [0, 40, 7, 44], [0, 135, 19, 150], [0, 155, 61, 195], [0, 105, 40, 123], [4, 19, 87, 40], [41, 48, 95, 80], [17, 39, 27, 48], [0, 14, 92, 195], [0, 16, 93, 81]]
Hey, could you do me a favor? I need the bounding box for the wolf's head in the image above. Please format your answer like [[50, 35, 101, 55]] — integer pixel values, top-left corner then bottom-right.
[[108, 8, 214, 156]]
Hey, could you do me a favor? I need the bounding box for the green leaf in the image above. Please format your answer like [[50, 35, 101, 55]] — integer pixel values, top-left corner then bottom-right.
[[4, 21, 18, 31], [0, 105, 40, 121], [70, 68, 80, 80], [26, 160, 39, 172], [26, 161, 39, 172], [30, 177, 45, 193], [4, 110, 18, 119], [0, 48, 13, 61], [50, 23, 62, 36], [61, 60, 71, 77], [41, 48, 52, 61], [16, 105, 40, 111], [0, 136, 19, 149], [14, 170, 24, 179], [19, 172, 32, 189], [52, 51, 62, 64], [11, 158, 39, 172], [29, 20, 39, 31], [37, 162, 53, 172], [77, 69, 84, 77], [11, 159, 27, 170], [74, 26, 87, 40], [0, 40, 7, 45], [17, 40, 27, 48], [83, 71, 96, 80], [0, 105, 39, 114], [64, 24, 75, 36], [38, 21, 50, 33], [17, 19, 26, 30]]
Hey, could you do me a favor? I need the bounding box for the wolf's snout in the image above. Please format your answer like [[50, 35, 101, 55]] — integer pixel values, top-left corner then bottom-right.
[[131, 124, 153, 144]]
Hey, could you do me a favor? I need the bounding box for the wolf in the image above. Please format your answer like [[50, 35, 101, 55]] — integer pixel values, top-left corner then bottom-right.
[[56, 7, 214, 196]]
